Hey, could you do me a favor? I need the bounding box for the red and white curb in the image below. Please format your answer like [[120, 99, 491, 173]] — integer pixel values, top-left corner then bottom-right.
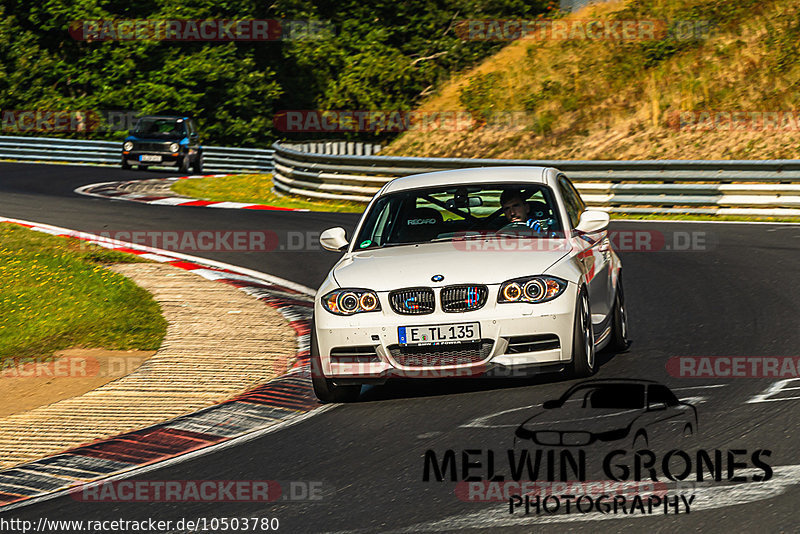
[[75, 175, 308, 212], [0, 216, 321, 511]]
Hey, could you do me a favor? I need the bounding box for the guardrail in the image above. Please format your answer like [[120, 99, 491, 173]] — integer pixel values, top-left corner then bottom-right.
[[272, 141, 800, 216], [0, 135, 274, 173]]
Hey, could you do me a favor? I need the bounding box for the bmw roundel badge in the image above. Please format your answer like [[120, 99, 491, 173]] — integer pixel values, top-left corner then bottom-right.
[[431, 274, 444, 282]]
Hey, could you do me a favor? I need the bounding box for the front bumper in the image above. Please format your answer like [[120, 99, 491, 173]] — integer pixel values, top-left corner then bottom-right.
[[314, 283, 578, 380], [122, 152, 182, 166]]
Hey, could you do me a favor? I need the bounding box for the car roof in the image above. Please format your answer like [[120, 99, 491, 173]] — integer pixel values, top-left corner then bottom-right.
[[380, 166, 553, 194]]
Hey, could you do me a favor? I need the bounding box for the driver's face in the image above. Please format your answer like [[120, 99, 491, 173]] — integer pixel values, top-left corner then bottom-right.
[[501, 197, 530, 222]]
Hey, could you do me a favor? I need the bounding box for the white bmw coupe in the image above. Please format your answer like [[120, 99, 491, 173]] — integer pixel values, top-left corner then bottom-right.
[[311, 167, 628, 402]]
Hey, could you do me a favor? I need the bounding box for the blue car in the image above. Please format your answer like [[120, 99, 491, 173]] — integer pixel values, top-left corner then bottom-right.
[[122, 115, 203, 173]]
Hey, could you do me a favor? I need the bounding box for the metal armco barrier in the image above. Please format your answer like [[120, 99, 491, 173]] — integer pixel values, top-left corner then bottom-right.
[[272, 141, 800, 216], [0, 135, 274, 173]]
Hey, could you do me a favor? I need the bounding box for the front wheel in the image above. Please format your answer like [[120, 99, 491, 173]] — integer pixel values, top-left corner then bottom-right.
[[121, 158, 131, 170], [192, 152, 203, 174], [569, 289, 596, 377], [310, 321, 360, 403], [178, 154, 190, 173]]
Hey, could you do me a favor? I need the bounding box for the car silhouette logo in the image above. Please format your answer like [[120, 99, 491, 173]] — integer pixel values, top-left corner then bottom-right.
[[514, 379, 698, 448], [431, 274, 444, 282]]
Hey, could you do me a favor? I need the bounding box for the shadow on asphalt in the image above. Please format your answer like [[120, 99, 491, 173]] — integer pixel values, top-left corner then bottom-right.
[[355, 343, 632, 403]]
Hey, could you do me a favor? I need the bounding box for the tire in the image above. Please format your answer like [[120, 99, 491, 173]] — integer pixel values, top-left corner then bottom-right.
[[310, 320, 361, 403], [569, 289, 596, 378], [178, 154, 190, 173], [137, 165, 148, 170], [121, 158, 131, 170], [608, 272, 630, 352], [192, 152, 203, 174]]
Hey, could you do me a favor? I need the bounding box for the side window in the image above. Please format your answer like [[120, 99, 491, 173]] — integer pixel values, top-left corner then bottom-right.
[[648, 385, 679, 407], [558, 175, 585, 228], [355, 196, 402, 248]]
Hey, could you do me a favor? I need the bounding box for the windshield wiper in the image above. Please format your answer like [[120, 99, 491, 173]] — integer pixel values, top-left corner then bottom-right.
[[378, 241, 426, 248], [429, 233, 493, 242], [493, 231, 541, 238]]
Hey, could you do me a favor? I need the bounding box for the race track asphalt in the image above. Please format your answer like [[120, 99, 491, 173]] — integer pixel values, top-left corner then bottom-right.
[[1, 162, 799, 533]]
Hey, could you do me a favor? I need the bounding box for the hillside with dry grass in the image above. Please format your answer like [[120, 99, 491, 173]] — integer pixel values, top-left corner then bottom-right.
[[383, 0, 800, 160]]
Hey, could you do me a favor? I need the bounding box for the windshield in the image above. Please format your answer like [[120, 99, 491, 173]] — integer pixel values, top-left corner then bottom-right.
[[353, 183, 563, 250], [132, 117, 187, 138]]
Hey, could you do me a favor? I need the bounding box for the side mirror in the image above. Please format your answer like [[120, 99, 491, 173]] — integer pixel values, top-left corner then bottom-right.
[[648, 401, 667, 411], [320, 227, 349, 252], [575, 210, 610, 234], [542, 399, 561, 409]]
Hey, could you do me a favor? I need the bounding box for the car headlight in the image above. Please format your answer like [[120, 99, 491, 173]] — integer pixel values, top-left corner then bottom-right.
[[123, 142, 133, 151], [321, 289, 381, 316], [498, 276, 566, 304], [169, 142, 180, 153]]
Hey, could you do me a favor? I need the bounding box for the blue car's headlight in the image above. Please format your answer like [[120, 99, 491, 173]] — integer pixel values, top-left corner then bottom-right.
[[321, 289, 381, 316], [498, 276, 566, 304]]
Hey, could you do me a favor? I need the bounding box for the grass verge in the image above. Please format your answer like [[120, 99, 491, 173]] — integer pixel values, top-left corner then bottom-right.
[[0, 224, 167, 362], [172, 174, 367, 213]]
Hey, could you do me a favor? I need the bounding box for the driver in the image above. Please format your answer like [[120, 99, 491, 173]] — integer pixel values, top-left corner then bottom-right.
[[500, 188, 548, 232]]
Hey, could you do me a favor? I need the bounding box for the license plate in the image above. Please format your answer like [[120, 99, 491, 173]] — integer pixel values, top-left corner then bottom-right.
[[398, 322, 480, 345], [139, 154, 162, 162]]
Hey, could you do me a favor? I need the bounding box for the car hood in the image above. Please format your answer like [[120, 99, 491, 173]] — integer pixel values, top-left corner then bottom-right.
[[127, 134, 184, 142], [332, 239, 571, 290], [518, 408, 641, 433]]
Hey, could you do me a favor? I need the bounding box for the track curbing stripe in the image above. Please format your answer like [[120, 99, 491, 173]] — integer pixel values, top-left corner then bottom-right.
[[75, 175, 310, 212]]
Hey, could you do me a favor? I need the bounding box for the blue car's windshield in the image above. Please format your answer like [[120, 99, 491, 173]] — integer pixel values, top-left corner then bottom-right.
[[132, 118, 186, 138], [353, 183, 563, 250]]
